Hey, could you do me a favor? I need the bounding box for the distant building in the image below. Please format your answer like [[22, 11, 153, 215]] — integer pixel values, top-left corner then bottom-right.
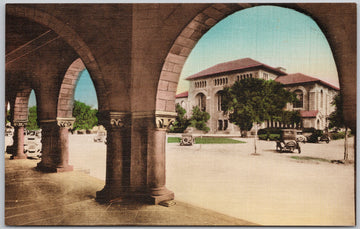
[[176, 58, 339, 134]]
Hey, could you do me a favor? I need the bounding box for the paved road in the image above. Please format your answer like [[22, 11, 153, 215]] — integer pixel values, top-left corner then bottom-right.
[[166, 137, 355, 226], [5, 134, 356, 225]]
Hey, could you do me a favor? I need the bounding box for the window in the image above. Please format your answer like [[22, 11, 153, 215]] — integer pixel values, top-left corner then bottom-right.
[[217, 91, 224, 111], [196, 93, 206, 111], [218, 120, 223, 131], [320, 90, 323, 109], [294, 90, 303, 108], [224, 120, 228, 130]]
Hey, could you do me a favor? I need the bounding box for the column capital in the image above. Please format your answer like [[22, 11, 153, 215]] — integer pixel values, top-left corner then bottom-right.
[[56, 117, 76, 128], [155, 111, 176, 129], [98, 111, 131, 129], [13, 119, 27, 127]]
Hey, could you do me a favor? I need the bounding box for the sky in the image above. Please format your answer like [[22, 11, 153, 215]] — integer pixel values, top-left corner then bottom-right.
[[28, 70, 98, 109], [177, 5, 339, 94], [28, 5, 339, 109]]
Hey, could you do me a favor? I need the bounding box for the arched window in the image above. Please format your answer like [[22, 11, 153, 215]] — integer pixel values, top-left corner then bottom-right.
[[196, 93, 206, 111], [320, 90, 323, 109], [181, 100, 186, 108], [216, 91, 224, 111], [294, 89, 303, 108]]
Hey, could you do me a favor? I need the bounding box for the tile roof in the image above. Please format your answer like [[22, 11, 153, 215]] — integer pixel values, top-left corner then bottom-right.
[[275, 73, 340, 90], [300, 110, 319, 118], [175, 91, 188, 98], [186, 58, 287, 80]]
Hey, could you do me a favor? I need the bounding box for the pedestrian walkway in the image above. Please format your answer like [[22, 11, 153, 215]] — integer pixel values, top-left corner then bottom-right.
[[4, 154, 256, 226]]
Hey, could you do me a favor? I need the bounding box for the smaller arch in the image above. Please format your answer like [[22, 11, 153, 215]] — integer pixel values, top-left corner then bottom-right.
[[320, 89, 324, 109], [195, 92, 206, 112], [293, 89, 304, 108], [12, 88, 32, 122], [57, 58, 86, 118], [216, 90, 225, 111]]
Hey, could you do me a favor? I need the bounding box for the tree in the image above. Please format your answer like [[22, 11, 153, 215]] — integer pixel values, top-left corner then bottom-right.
[[222, 78, 297, 132], [221, 78, 297, 153], [27, 106, 40, 130], [72, 100, 98, 130], [169, 103, 190, 133], [189, 106, 210, 132], [328, 94, 350, 162]]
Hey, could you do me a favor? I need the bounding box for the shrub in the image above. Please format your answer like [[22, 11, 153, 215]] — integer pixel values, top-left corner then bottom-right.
[[189, 106, 210, 132], [330, 131, 352, 140], [307, 130, 323, 143]]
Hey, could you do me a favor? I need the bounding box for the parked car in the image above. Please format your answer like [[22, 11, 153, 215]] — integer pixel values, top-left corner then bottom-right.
[[24, 130, 42, 158], [94, 131, 106, 143], [276, 129, 301, 153]]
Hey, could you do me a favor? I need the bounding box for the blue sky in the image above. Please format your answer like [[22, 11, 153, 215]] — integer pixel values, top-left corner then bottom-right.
[[28, 70, 98, 109], [177, 5, 338, 93], [28, 5, 338, 108]]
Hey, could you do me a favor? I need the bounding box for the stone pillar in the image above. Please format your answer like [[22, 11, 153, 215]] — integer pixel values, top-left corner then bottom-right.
[[9, 120, 27, 159], [96, 112, 132, 203], [56, 117, 75, 172], [36, 120, 60, 172], [37, 119, 74, 172], [147, 111, 176, 204]]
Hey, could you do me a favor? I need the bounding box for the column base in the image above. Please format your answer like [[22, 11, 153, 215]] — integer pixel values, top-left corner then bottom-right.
[[96, 186, 150, 204], [10, 154, 27, 160], [148, 187, 174, 205], [56, 165, 74, 172], [36, 162, 73, 173]]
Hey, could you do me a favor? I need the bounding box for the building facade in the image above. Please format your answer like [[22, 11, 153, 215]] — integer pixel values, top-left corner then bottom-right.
[[176, 58, 339, 134]]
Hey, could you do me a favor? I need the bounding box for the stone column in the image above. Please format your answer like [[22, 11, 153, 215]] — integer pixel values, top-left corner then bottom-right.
[[96, 112, 132, 203], [147, 111, 176, 204], [36, 120, 60, 172], [10, 120, 27, 159], [56, 117, 75, 172]]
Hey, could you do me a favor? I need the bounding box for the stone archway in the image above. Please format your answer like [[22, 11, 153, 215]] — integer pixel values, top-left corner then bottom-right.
[[155, 3, 356, 132], [7, 88, 33, 159], [57, 58, 86, 118], [6, 5, 110, 112]]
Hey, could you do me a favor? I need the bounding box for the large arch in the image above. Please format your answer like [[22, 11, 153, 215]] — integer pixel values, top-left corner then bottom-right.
[[155, 3, 356, 131], [57, 58, 86, 118], [6, 5, 110, 112]]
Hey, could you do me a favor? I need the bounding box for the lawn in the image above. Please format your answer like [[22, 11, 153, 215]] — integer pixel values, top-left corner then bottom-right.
[[167, 137, 245, 144], [290, 156, 330, 163]]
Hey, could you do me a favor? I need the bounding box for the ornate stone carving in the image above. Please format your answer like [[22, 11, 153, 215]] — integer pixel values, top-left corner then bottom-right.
[[13, 120, 27, 127], [56, 117, 76, 128], [109, 112, 130, 128], [155, 111, 176, 129], [110, 118, 125, 127]]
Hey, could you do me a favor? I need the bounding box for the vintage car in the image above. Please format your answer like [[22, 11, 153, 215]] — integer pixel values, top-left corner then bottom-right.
[[276, 129, 301, 153], [94, 131, 106, 143], [24, 130, 42, 158]]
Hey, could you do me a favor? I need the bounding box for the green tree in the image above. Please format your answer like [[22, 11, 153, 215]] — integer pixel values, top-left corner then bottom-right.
[[169, 103, 190, 133], [189, 106, 210, 132], [328, 94, 350, 162], [222, 78, 297, 132], [27, 106, 40, 130], [221, 78, 297, 153], [72, 100, 98, 130]]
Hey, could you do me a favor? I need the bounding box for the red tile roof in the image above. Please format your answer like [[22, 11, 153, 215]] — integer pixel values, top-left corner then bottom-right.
[[275, 73, 339, 90], [186, 58, 287, 80], [175, 91, 188, 98], [300, 110, 318, 118]]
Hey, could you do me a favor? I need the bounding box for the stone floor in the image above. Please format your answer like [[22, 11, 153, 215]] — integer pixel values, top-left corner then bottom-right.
[[4, 154, 256, 226]]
